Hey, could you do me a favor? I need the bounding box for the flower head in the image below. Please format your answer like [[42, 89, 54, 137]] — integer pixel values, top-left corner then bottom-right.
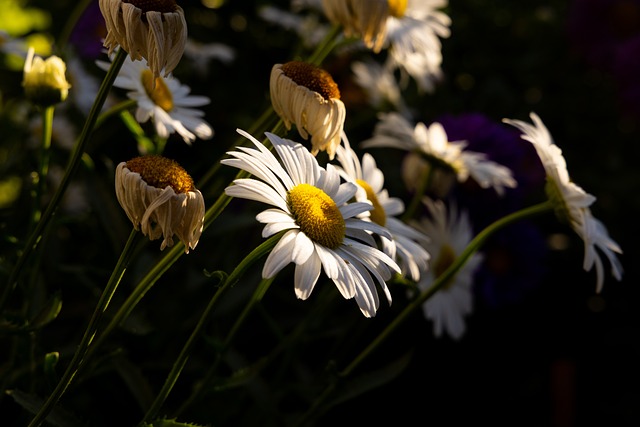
[[321, 0, 451, 92], [362, 112, 517, 196], [22, 47, 71, 107], [270, 61, 346, 160], [413, 198, 483, 340], [222, 130, 400, 317], [334, 136, 430, 281], [99, 0, 187, 78], [503, 112, 623, 292], [97, 53, 213, 144], [115, 155, 205, 253]]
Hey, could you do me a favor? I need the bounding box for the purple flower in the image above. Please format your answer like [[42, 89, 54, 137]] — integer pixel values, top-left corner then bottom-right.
[[69, 1, 107, 60]]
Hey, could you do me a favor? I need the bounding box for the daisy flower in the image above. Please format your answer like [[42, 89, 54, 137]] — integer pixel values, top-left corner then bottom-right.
[[99, 0, 187, 78], [321, 0, 451, 93], [503, 112, 623, 292], [222, 130, 400, 317], [413, 198, 483, 340], [97, 53, 213, 144], [270, 61, 346, 160], [361, 112, 517, 196], [115, 155, 205, 253], [334, 135, 430, 281]]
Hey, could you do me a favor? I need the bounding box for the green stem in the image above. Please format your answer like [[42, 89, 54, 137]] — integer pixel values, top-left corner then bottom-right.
[[2, 48, 127, 311], [297, 200, 555, 425], [94, 99, 137, 130], [175, 277, 275, 416], [140, 233, 282, 424], [30, 106, 55, 230], [307, 24, 342, 66], [27, 228, 140, 427]]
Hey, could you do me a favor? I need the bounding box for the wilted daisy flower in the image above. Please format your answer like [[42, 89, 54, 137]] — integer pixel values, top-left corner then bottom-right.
[[321, 0, 451, 92], [99, 0, 187, 78], [115, 155, 205, 253], [334, 136, 430, 281], [270, 61, 346, 160], [413, 198, 483, 340], [362, 112, 517, 196], [97, 53, 213, 144], [503, 112, 623, 292], [22, 47, 72, 107], [222, 130, 400, 317]]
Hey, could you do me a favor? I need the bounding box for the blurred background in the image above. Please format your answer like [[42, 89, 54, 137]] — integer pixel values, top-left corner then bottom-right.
[[1, 0, 639, 426]]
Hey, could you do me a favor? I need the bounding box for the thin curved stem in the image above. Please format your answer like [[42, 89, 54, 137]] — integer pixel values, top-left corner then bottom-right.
[[2, 48, 128, 311], [140, 233, 282, 424], [174, 277, 275, 415], [27, 228, 140, 427]]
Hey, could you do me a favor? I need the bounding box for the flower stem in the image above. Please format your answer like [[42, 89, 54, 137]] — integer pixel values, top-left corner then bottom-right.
[[29, 105, 55, 230], [1, 47, 127, 311], [308, 24, 342, 66], [140, 233, 282, 424], [175, 277, 276, 416], [27, 228, 140, 427], [297, 200, 555, 425]]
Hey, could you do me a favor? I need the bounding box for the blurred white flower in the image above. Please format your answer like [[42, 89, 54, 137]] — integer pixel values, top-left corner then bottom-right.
[[413, 198, 483, 340], [362, 112, 517, 195]]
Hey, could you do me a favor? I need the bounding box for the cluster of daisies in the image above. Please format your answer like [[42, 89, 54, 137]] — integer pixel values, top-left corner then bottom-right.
[[18, 0, 623, 338]]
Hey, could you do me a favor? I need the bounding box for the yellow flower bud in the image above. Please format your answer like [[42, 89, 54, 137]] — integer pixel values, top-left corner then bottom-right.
[[22, 47, 71, 107]]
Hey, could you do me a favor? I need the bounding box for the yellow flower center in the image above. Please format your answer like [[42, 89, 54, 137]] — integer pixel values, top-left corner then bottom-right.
[[356, 179, 386, 226], [124, 0, 177, 13], [141, 69, 174, 111], [281, 61, 341, 101], [287, 183, 346, 249], [126, 155, 194, 193], [433, 244, 457, 289], [387, 0, 408, 17]]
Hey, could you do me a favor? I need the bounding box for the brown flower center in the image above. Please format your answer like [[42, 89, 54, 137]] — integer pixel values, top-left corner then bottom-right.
[[126, 155, 194, 193], [281, 61, 340, 101], [124, 0, 178, 13]]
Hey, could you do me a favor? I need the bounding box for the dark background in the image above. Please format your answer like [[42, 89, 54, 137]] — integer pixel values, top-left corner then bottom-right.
[[1, 0, 639, 426]]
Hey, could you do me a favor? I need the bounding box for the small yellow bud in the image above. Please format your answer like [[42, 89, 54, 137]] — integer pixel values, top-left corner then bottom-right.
[[22, 47, 71, 107]]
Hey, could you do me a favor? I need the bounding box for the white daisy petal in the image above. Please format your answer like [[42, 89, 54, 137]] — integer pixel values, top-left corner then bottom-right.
[[223, 130, 399, 316], [504, 112, 623, 292]]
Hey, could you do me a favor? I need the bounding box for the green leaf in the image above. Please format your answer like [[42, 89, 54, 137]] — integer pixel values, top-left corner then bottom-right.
[[6, 389, 86, 427], [29, 291, 63, 330]]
